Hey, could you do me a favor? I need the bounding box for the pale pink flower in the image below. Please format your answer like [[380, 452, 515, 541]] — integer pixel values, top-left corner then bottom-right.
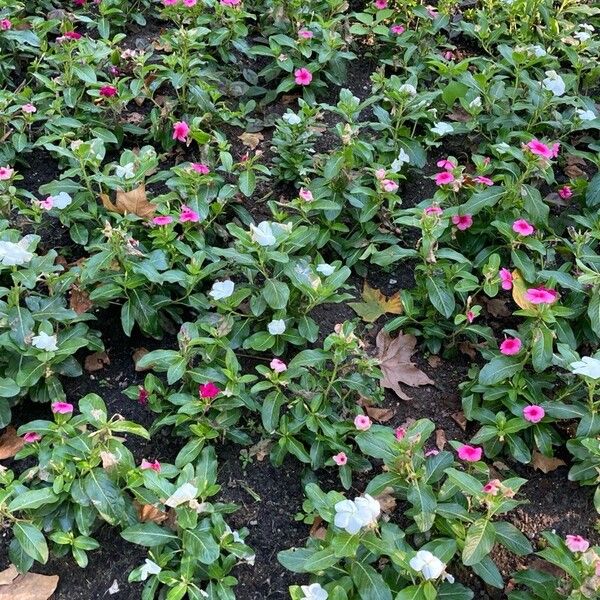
[[354, 415, 372, 431], [526, 139, 553, 159], [381, 179, 398, 193], [390, 24, 405, 35], [294, 68, 313, 86], [153, 215, 173, 225], [141, 459, 161, 472], [333, 452, 348, 466], [270, 358, 287, 373], [512, 219, 534, 236], [452, 214, 473, 230], [500, 337, 522, 355], [435, 171, 455, 186], [0, 19, 12, 30], [180, 205, 200, 222], [425, 449, 439, 457], [565, 535, 589, 553], [298, 29, 313, 39], [172, 120, 190, 142], [443, 50, 456, 60], [436, 158, 454, 170], [0, 166, 14, 181], [550, 143, 560, 158], [395, 427, 406, 440], [426, 5, 439, 17], [299, 188, 313, 202], [51, 402, 74, 414], [183, 0, 197, 5], [457, 444, 482, 462], [40, 198, 54, 210], [483, 479, 502, 495], [523, 405, 545, 423], [199, 382, 220, 399], [499, 268, 513, 290], [23, 432, 42, 443], [21, 103, 37, 114], [466, 310, 475, 323], [558, 185, 573, 199], [163, 0, 178, 5], [375, 168, 386, 180], [525, 287, 558, 304], [424, 206, 443, 216], [473, 175, 493, 186], [191, 162, 210, 174]]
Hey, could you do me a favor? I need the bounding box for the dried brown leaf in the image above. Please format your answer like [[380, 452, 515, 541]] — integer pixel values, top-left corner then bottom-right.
[[451, 412, 467, 431], [435, 429, 447, 450], [376, 330, 434, 400], [309, 517, 327, 540], [485, 298, 511, 318], [0, 572, 59, 600], [69, 285, 93, 314], [0, 427, 25, 460], [447, 108, 471, 122], [349, 282, 403, 323], [364, 405, 396, 423], [375, 488, 397, 514], [239, 132, 264, 149], [532, 451, 565, 474], [135, 501, 168, 524], [248, 439, 273, 462], [84, 351, 110, 373], [133, 347, 150, 371], [0, 565, 18, 585], [458, 341, 478, 360], [101, 184, 157, 218]]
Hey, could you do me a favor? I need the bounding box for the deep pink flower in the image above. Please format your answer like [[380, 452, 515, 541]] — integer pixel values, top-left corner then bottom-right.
[[436, 159, 454, 170], [452, 214, 473, 231], [525, 287, 558, 305], [499, 268, 513, 290], [523, 405, 545, 423], [153, 215, 173, 226], [183, 0, 197, 5], [565, 535, 589, 553], [163, 0, 178, 5], [512, 219, 534, 236], [221, 0, 241, 5], [23, 432, 42, 443], [138, 387, 149, 405], [483, 479, 501, 495], [333, 452, 348, 466], [299, 188, 313, 202], [435, 171, 455, 186], [298, 29, 313, 39], [99, 85, 118, 98], [526, 139, 553, 159], [180, 205, 200, 222], [0, 19, 12, 30], [270, 358, 287, 373], [424, 206, 443, 216], [191, 163, 210, 174], [374, 0, 387, 7], [390, 24, 405, 35], [51, 402, 74, 414], [172, 121, 190, 142], [63, 31, 82, 40], [395, 427, 406, 440], [381, 179, 398, 193], [199, 382, 220, 399], [354, 415, 372, 431], [0, 166, 14, 181], [466, 310, 475, 323], [457, 444, 482, 462], [141, 459, 161, 472], [500, 337, 522, 356], [474, 175, 493, 186], [558, 185, 573, 199], [294, 68, 313, 86]]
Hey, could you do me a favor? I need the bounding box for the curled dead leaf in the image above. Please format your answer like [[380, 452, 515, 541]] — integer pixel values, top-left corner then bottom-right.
[[435, 429, 447, 450], [100, 184, 157, 218], [69, 285, 93, 314], [84, 351, 110, 373], [133, 347, 150, 371], [375, 488, 397, 514], [239, 132, 264, 150], [309, 517, 327, 540], [0, 427, 25, 460], [364, 405, 396, 423], [248, 439, 273, 462], [451, 412, 467, 431], [135, 500, 168, 524], [511, 270, 535, 310], [0, 570, 58, 600], [532, 451, 566, 474]]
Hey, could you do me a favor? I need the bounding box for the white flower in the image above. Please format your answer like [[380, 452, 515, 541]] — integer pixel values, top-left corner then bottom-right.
[[333, 495, 380, 535], [48, 192, 72, 209], [354, 494, 380, 526], [139, 559, 161, 581], [31, 332, 58, 352], [574, 31, 592, 42], [430, 122, 453, 136], [250, 221, 276, 246], [209, 280, 235, 300], [316, 263, 335, 276], [409, 550, 446, 580], [570, 357, 600, 380], [283, 112, 302, 125], [300, 583, 328, 600], [267, 319, 286, 335], [165, 482, 198, 507], [542, 70, 565, 96], [469, 96, 482, 109], [581, 23, 595, 32], [530, 45, 547, 57], [576, 108, 596, 121], [398, 83, 417, 96], [0, 238, 34, 266], [391, 148, 410, 171], [116, 163, 136, 179]]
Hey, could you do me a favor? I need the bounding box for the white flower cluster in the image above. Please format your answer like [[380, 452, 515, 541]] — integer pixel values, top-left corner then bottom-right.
[[334, 494, 380, 535]]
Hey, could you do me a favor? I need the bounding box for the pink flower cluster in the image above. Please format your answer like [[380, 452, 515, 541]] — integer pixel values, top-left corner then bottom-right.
[[526, 139, 560, 160]]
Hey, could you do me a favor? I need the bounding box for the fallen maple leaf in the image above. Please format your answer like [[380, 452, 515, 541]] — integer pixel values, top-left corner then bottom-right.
[[376, 330, 434, 400], [0, 565, 17, 585], [238, 132, 263, 150], [511, 270, 535, 310], [349, 282, 403, 323], [0, 427, 25, 460], [84, 351, 110, 373], [0, 569, 58, 600], [532, 451, 566, 474], [101, 184, 156, 218], [69, 285, 93, 314]]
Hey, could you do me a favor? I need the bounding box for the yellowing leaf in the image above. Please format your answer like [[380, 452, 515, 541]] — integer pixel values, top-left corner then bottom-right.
[[511, 270, 535, 310], [349, 282, 403, 323], [100, 184, 157, 218]]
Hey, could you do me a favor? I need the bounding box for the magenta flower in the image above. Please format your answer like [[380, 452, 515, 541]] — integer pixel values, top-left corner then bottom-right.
[[466, 310, 475, 323], [333, 452, 348, 466], [565, 535, 589, 553], [551, 143, 560, 158], [298, 29, 313, 39], [191, 163, 210, 174], [452, 214, 473, 231], [512, 219, 534, 236], [500, 337, 522, 356], [482, 479, 501, 495], [299, 188, 313, 202], [270, 358, 287, 373], [525, 287, 558, 305], [99, 85, 118, 98], [141, 458, 161, 472], [374, 0, 388, 8], [180, 205, 200, 223], [436, 158, 454, 170], [526, 139, 553, 159], [381, 179, 399, 193], [443, 50, 456, 60], [152, 215, 173, 226], [435, 171, 455, 186], [221, 0, 241, 5], [354, 415, 372, 431], [558, 185, 573, 199], [23, 432, 42, 443], [499, 268, 513, 290], [395, 427, 406, 440], [138, 387, 149, 406], [172, 121, 190, 142], [0, 19, 13, 30], [424, 206, 443, 216], [294, 68, 313, 86], [199, 382, 220, 399], [63, 31, 82, 40], [473, 175, 493, 186], [390, 24, 405, 35], [51, 402, 74, 414], [457, 444, 482, 462], [183, 0, 197, 5], [523, 405, 545, 423], [163, 0, 178, 4]]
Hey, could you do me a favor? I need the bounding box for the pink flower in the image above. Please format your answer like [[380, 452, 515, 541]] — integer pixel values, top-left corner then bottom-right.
[[381, 179, 398, 193], [270, 358, 287, 373], [333, 452, 348, 466], [374, 0, 388, 7], [466, 310, 475, 323], [375, 168, 386, 180], [51, 402, 74, 414], [21, 103, 37, 114], [565, 535, 589, 553], [558, 185, 573, 199], [23, 432, 42, 443], [172, 120, 190, 142], [39, 198, 53, 210], [163, 0, 178, 4], [183, 0, 197, 5], [153, 215, 173, 225], [424, 206, 443, 216], [191, 163, 210, 174], [294, 68, 313, 86], [99, 85, 118, 98], [500, 337, 522, 356], [499, 268, 513, 290], [525, 287, 558, 305], [483, 479, 501, 495], [390, 24, 405, 35], [299, 188, 313, 202], [138, 387, 149, 405], [0, 166, 14, 181], [436, 159, 454, 170], [435, 171, 455, 186], [141, 459, 161, 472], [354, 415, 372, 431], [523, 405, 545, 423], [199, 382, 220, 399], [452, 214, 473, 231], [512, 219, 535, 236], [63, 31, 82, 40], [395, 427, 406, 440], [551, 143, 560, 158], [426, 5, 439, 17], [474, 175, 494, 186], [526, 139, 553, 159], [180, 205, 200, 222], [221, 0, 241, 5], [457, 444, 482, 462], [298, 29, 313, 39], [0, 19, 12, 30], [425, 449, 439, 457], [443, 50, 456, 60]]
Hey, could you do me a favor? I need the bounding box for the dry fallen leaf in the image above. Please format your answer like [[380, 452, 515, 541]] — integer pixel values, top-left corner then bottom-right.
[[101, 184, 156, 218], [451, 412, 467, 431], [84, 351, 110, 373], [532, 451, 566, 474], [248, 439, 273, 462], [0, 565, 18, 585], [485, 297, 511, 318], [447, 108, 471, 122], [376, 330, 434, 400], [511, 270, 535, 311], [364, 405, 396, 423], [133, 347, 150, 371], [69, 285, 93, 314], [427, 355, 442, 368], [0, 427, 25, 460], [435, 429, 447, 450], [375, 488, 397, 514], [238, 132, 264, 149], [135, 501, 168, 524], [458, 341, 478, 360], [309, 517, 327, 540], [349, 282, 403, 323], [0, 571, 58, 600]]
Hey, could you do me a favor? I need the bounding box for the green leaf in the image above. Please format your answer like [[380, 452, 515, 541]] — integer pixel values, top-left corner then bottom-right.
[[121, 523, 179, 547], [351, 562, 392, 600], [444, 468, 483, 496], [263, 279, 290, 310], [303, 547, 338, 571], [478, 356, 522, 385], [426, 276, 455, 318], [493, 521, 532, 556], [83, 469, 125, 525], [470, 556, 503, 588], [462, 519, 495, 566], [238, 170, 256, 197], [14, 522, 48, 564], [183, 526, 220, 564], [586, 172, 600, 207], [8, 488, 58, 512]]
